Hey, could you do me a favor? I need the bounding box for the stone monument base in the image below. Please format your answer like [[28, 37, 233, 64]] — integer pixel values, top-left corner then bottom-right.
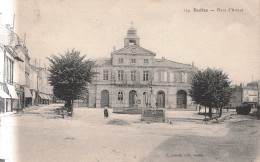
[[141, 108, 165, 122]]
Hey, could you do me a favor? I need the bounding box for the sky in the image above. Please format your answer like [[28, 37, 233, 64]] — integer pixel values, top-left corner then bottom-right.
[[0, 0, 259, 85]]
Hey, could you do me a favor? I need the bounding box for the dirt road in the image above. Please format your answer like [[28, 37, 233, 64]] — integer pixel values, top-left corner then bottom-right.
[[0, 104, 259, 162], [145, 116, 260, 162]]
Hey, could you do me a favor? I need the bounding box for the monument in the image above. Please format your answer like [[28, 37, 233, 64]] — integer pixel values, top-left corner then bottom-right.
[[141, 80, 165, 122]]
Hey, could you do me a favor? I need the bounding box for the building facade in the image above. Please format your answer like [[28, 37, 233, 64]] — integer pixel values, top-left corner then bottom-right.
[[247, 81, 260, 104], [0, 24, 23, 113], [0, 21, 53, 114], [88, 26, 197, 109]]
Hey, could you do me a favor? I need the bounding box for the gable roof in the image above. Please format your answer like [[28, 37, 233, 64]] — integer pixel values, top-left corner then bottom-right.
[[111, 45, 156, 56]]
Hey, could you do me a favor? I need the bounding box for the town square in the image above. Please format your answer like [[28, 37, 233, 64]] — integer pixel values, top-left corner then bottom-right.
[[0, 0, 260, 162]]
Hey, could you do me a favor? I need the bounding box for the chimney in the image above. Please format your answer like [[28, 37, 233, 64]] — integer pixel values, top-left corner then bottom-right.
[[192, 61, 194, 66], [162, 57, 165, 62]]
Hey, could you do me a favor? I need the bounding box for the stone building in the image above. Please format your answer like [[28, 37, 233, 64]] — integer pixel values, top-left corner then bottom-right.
[[0, 23, 23, 113], [247, 81, 260, 104], [88, 26, 197, 109], [0, 18, 53, 114]]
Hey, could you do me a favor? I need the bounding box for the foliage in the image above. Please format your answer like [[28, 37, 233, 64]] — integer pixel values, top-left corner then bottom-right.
[[189, 68, 232, 119], [47, 49, 96, 111]]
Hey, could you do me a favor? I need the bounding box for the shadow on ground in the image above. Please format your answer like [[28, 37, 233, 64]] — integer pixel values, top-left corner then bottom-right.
[[143, 117, 260, 162], [15, 106, 64, 119]]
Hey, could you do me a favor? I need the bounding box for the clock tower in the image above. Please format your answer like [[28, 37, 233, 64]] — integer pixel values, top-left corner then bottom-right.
[[124, 22, 140, 47]]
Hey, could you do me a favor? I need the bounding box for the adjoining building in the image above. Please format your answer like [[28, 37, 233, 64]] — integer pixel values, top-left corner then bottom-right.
[[247, 81, 260, 104], [0, 18, 53, 114], [0, 23, 23, 113], [88, 25, 197, 109]]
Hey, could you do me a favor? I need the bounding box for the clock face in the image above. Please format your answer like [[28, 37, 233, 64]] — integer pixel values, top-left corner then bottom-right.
[[131, 48, 136, 53]]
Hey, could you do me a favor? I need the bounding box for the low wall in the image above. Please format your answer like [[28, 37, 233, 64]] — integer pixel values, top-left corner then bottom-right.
[[113, 107, 141, 114]]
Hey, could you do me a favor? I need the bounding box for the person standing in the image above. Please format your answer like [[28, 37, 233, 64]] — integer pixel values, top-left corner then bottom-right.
[[104, 105, 109, 118]]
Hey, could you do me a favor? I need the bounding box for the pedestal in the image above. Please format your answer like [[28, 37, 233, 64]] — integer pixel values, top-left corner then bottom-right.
[[141, 108, 165, 122]]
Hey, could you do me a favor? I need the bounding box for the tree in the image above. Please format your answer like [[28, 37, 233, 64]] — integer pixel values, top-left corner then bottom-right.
[[47, 49, 96, 116], [189, 68, 232, 120]]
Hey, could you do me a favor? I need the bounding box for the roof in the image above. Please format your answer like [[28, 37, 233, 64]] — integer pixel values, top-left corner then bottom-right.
[[111, 45, 156, 56], [154, 58, 196, 69], [95, 57, 196, 69], [4, 45, 24, 62], [247, 81, 259, 87], [95, 58, 112, 66]]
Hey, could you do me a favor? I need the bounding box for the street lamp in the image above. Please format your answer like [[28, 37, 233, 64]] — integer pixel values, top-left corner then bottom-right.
[[149, 74, 155, 109]]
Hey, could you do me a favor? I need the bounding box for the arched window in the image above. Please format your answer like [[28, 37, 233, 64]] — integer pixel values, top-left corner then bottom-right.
[[118, 92, 123, 101]]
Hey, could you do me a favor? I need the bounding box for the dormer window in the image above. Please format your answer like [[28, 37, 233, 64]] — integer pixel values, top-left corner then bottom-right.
[[118, 58, 123, 64], [144, 59, 149, 64]]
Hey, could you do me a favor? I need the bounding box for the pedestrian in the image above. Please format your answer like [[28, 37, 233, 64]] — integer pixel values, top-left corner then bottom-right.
[[104, 105, 109, 118]]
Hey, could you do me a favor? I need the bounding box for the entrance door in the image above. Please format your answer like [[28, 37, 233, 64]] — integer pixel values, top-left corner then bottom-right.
[[129, 90, 137, 107], [156, 91, 165, 108], [177, 90, 187, 108], [101, 90, 109, 107]]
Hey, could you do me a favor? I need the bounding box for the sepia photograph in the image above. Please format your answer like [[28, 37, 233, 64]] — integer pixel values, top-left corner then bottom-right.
[[0, 0, 259, 161]]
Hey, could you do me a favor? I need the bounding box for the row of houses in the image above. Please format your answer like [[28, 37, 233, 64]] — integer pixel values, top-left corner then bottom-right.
[[0, 22, 53, 114]]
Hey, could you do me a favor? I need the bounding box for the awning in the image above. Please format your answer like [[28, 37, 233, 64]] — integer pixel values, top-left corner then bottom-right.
[[0, 90, 11, 99], [39, 94, 45, 99], [24, 87, 32, 98], [44, 94, 50, 100], [6, 84, 19, 99], [47, 95, 52, 100]]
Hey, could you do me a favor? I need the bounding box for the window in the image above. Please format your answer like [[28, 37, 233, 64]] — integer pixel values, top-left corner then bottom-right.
[[170, 72, 174, 82], [143, 71, 149, 81], [131, 71, 136, 81], [181, 72, 188, 82], [144, 59, 149, 63], [4, 55, 14, 84], [25, 72, 29, 87], [131, 59, 136, 63], [118, 58, 124, 64], [164, 71, 167, 82], [158, 71, 167, 82], [118, 92, 123, 101], [159, 71, 163, 82], [103, 70, 108, 80], [118, 70, 124, 80]]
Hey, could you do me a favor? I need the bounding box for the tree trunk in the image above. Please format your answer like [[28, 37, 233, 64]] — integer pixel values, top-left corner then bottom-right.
[[209, 107, 212, 120], [71, 100, 74, 117], [65, 100, 73, 116], [205, 106, 206, 121], [219, 107, 222, 117]]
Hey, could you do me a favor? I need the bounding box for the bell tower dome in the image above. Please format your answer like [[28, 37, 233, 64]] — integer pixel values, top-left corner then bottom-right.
[[124, 22, 140, 47]]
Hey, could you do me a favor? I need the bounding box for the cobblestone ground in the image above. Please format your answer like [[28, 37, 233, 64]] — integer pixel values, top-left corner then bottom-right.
[[0, 104, 259, 162]]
